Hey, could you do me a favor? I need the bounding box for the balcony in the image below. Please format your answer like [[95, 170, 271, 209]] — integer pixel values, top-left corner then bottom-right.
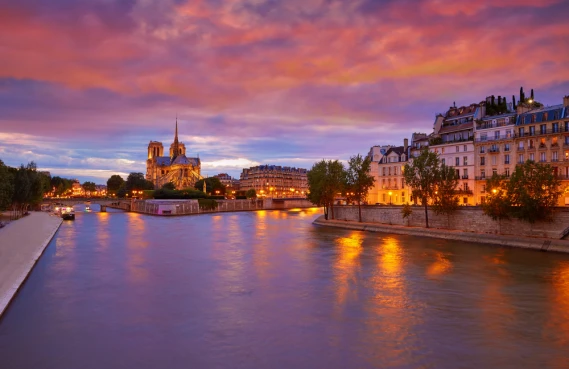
[[504, 161, 510, 165], [382, 185, 399, 190], [475, 176, 486, 180], [488, 147, 500, 154], [504, 147, 510, 152], [552, 158, 559, 162], [475, 134, 513, 142], [527, 145, 536, 151], [538, 144, 547, 150], [461, 175, 469, 179], [455, 189, 474, 196], [516, 146, 525, 151]]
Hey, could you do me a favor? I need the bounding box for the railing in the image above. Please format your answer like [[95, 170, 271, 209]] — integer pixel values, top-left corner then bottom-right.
[[475, 176, 486, 180], [538, 144, 547, 149], [488, 148, 500, 153], [504, 161, 510, 165], [516, 146, 525, 151], [515, 127, 567, 137], [382, 185, 399, 190], [475, 134, 514, 142], [455, 189, 473, 195], [461, 175, 469, 179]]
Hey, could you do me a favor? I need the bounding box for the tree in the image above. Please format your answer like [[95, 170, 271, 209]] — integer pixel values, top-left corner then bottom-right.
[[0, 159, 14, 211], [482, 174, 511, 233], [161, 182, 176, 191], [401, 203, 412, 226], [51, 176, 74, 196], [107, 174, 125, 195], [82, 181, 97, 194], [432, 164, 459, 228], [194, 177, 225, 195], [125, 172, 154, 193], [307, 160, 345, 220], [403, 147, 439, 228], [507, 161, 561, 223], [245, 189, 257, 199], [345, 154, 375, 222]]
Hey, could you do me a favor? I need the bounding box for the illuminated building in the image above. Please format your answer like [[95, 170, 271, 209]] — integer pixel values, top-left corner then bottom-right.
[[146, 120, 202, 190], [239, 165, 308, 198]]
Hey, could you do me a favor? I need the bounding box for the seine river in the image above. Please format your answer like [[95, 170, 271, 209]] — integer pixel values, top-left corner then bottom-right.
[[1, 208, 569, 369]]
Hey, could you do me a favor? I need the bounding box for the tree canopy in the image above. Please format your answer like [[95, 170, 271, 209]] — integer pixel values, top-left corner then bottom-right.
[[194, 177, 225, 195], [125, 172, 154, 192], [0, 160, 14, 211], [403, 148, 439, 228], [82, 181, 97, 193], [107, 174, 125, 195], [345, 154, 375, 222], [431, 163, 459, 218], [307, 159, 345, 220]]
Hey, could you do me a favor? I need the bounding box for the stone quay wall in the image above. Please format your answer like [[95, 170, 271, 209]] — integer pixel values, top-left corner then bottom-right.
[[331, 205, 569, 239]]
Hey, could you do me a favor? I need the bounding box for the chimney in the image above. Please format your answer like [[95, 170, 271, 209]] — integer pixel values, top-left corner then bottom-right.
[[404, 138, 408, 154], [564, 95, 569, 107]]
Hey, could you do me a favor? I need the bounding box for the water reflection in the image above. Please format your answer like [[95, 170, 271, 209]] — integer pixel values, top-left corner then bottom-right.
[[1, 209, 569, 369]]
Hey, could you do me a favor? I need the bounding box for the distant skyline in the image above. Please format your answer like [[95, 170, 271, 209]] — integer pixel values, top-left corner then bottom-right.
[[1, 0, 568, 184]]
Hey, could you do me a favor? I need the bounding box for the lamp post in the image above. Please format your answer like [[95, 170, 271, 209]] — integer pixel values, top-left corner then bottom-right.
[[388, 191, 392, 205]]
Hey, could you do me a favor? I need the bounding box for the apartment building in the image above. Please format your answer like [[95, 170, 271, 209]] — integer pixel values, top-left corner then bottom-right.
[[239, 165, 308, 198], [376, 140, 409, 205], [513, 96, 569, 205], [429, 103, 481, 205], [366, 145, 393, 203], [473, 111, 517, 204]]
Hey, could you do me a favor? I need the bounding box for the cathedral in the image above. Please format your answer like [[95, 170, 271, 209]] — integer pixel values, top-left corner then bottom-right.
[[146, 120, 202, 190]]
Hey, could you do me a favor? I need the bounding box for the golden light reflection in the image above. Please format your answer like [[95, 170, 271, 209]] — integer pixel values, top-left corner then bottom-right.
[[334, 231, 363, 307], [550, 261, 569, 350], [426, 251, 452, 277]]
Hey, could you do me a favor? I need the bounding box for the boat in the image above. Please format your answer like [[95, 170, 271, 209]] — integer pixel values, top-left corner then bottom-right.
[[56, 206, 75, 220]]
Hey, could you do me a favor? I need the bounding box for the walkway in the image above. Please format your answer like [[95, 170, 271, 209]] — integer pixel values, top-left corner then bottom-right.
[[0, 212, 62, 317]]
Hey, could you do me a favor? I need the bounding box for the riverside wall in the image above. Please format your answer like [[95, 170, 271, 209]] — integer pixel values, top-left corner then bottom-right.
[[331, 205, 569, 239]]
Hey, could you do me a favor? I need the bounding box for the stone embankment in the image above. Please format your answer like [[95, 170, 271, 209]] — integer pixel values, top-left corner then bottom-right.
[[314, 215, 569, 254], [0, 212, 62, 317]]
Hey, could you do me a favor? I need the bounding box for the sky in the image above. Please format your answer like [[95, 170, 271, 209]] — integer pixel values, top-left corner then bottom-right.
[[1, 0, 569, 184]]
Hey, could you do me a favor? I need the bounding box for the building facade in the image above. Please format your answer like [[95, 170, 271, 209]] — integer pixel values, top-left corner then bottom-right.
[[239, 165, 308, 198], [375, 140, 410, 205], [366, 145, 393, 203], [146, 121, 202, 190]]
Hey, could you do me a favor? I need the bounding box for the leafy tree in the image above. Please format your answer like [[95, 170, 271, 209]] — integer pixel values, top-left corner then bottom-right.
[[403, 147, 439, 228], [245, 189, 257, 199], [82, 181, 97, 193], [0, 159, 14, 211], [307, 159, 345, 220], [161, 182, 176, 190], [107, 174, 125, 195], [507, 161, 561, 223], [125, 172, 154, 192], [432, 164, 459, 227], [345, 154, 375, 222], [194, 177, 225, 195], [401, 203, 412, 226], [116, 185, 127, 199], [482, 174, 511, 233], [51, 176, 74, 196]]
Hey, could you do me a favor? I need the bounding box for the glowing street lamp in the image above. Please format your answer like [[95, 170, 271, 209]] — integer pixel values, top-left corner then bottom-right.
[[388, 191, 392, 205]]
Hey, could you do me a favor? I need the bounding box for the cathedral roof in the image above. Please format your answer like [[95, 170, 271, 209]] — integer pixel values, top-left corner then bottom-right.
[[171, 155, 199, 166]]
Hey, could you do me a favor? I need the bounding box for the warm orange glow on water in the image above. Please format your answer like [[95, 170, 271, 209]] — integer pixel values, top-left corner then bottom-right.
[[426, 251, 452, 277], [334, 231, 363, 307]]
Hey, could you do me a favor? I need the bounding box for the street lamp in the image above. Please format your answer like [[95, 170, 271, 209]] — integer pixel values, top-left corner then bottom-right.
[[388, 191, 392, 205], [492, 188, 497, 194]]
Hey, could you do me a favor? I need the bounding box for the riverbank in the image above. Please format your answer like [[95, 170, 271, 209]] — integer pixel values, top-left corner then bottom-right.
[[0, 212, 62, 317], [313, 215, 569, 254]]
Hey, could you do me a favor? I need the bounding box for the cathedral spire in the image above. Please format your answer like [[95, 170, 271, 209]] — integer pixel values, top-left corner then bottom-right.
[[172, 116, 180, 159]]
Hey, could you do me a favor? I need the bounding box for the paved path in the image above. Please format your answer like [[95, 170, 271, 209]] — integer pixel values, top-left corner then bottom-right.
[[314, 215, 569, 254], [0, 212, 62, 317]]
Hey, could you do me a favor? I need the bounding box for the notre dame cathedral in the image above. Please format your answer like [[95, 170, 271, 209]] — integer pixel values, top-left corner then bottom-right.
[[146, 120, 202, 190]]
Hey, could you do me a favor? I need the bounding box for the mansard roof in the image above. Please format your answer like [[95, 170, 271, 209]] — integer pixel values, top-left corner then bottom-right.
[[516, 104, 567, 125], [438, 122, 473, 134]]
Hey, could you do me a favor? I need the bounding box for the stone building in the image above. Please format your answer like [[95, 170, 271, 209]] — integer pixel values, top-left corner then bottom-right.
[[239, 165, 308, 198], [513, 96, 569, 205], [146, 121, 201, 190], [366, 144, 394, 203], [214, 173, 240, 191], [375, 140, 410, 205], [473, 110, 517, 204], [429, 103, 481, 205]]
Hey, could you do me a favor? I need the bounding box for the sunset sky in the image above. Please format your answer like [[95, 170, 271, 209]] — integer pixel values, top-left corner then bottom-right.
[[1, 0, 568, 184]]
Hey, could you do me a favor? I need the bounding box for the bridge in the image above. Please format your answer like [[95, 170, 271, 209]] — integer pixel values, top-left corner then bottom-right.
[[42, 198, 130, 212]]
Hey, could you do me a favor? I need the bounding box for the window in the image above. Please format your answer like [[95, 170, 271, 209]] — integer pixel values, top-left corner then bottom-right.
[[529, 153, 535, 161], [519, 127, 525, 136], [552, 137, 558, 147], [441, 158, 445, 165], [463, 169, 468, 178], [382, 168, 386, 176], [480, 146, 486, 153], [505, 168, 510, 177], [504, 143, 510, 152], [553, 123, 559, 133], [455, 157, 460, 166], [480, 169, 486, 179], [505, 154, 510, 164], [480, 134, 487, 141], [456, 146, 459, 153], [529, 126, 535, 136], [518, 154, 524, 163], [540, 152, 546, 162], [442, 148, 445, 154], [506, 129, 512, 138], [553, 151, 558, 161], [388, 167, 391, 175], [455, 169, 460, 178], [540, 124, 546, 134], [492, 156, 497, 165], [540, 138, 546, 148], [480, 157, 485, 165], [383, 194, 386, 202], [464, 145, 467, 151], [401, 178, 405, 189], [482, 185, 486, 193], [519, 141, 524, 149], [394, 166, 397, 175], [494, 131, 500, 139], [463, 156, 468, 166], [529, 139, 534, 149], [463, 197, 468, 204], [492, 168, 497, 176]]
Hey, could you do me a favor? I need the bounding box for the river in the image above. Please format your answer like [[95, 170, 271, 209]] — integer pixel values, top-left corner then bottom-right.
[[0, 208, 568, 368]]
